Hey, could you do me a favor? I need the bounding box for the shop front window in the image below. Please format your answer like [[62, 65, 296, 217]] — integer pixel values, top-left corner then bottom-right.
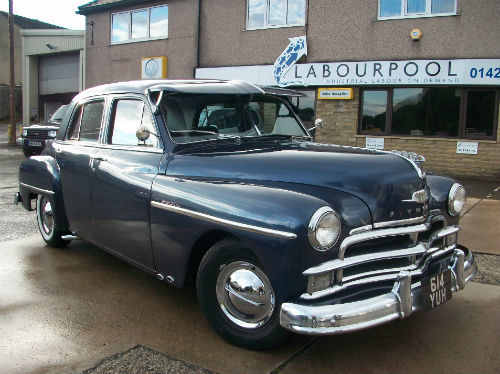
[[111, 5, 168, 43], [247, 0, 306, 29], [379, 0, 456, 19], [465, 91, 497, 138], [361, 90, 387, 133], [359, 88, 498, 140], [391, 88, 460, 137]]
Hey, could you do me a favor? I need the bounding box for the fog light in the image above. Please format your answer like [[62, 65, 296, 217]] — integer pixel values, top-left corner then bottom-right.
[[308, 272, 334, 294]]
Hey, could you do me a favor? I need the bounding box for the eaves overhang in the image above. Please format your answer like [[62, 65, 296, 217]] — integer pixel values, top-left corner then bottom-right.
[[77, 0, 159, 15]]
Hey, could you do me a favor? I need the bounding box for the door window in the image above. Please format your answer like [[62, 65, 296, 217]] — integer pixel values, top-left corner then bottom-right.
[[68, 101, 104, 142], [109, 99, 159, 147]]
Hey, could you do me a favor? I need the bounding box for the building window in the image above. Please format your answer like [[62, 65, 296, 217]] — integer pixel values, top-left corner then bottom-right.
[[359, 88, 499, 140], [111, 5, 168, 43], [378, 0, 456, 19], [247, 0, 306, 30]]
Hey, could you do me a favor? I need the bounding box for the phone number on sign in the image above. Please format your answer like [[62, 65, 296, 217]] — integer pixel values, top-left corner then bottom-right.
[[470, 67, 500, 78]]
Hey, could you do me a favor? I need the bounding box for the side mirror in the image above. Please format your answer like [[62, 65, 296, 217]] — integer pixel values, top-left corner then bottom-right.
[[314, 118, 324, 128], [308, 118, 324, 132], [136, 125, 151, 142]]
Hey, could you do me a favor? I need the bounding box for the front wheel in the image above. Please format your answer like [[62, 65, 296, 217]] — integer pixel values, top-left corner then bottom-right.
[[197, 240, 287, 349], [36, 194, 69, 248]]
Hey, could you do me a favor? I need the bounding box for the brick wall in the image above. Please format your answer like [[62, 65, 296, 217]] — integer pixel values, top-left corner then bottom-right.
[[315, 88, 500, 178]]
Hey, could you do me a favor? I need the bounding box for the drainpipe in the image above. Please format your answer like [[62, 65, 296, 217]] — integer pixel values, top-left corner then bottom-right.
[[194, 0, 201, 78]]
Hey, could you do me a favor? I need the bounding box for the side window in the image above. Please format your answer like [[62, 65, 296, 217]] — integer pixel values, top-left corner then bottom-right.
[[80, 101, 105, 142], [109, 99, 158, 147], [68, 106, 83, 140], [67, 101, 104, 142]]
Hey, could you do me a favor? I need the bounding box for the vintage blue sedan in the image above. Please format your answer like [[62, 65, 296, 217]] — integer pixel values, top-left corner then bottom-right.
[[15, 80, 476, 349]]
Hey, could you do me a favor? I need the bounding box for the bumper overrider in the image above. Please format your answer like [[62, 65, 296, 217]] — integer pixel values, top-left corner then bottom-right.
[[280, 228, 477, 334]]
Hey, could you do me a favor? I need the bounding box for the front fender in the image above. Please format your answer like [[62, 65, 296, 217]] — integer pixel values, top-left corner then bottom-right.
[[18, 155, 69, 232], [150, 176, 372, 301], [426, 174, 459, 225]]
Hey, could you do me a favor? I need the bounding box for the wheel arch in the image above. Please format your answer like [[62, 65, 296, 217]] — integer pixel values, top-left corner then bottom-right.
[[185, 230, 242, 284], [18, 155, 70, 233]]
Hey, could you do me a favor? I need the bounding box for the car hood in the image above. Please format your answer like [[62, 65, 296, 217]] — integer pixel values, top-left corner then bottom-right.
[[167, 141, 427, 224], [25, 123, 59, 130]]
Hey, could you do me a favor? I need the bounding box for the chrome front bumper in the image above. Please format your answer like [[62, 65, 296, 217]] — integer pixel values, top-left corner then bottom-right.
[[280, 247, 476, 334]]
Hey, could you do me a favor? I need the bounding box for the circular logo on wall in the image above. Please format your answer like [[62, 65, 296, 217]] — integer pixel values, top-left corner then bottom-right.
[[145, 59, 160, 78]]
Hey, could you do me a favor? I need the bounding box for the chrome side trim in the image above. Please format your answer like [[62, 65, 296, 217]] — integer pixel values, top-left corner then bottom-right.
[[373, 216, 427, 229], [151, 201, 297, 240], [19, 182, 54, 196], [281, 248, 476, 334]]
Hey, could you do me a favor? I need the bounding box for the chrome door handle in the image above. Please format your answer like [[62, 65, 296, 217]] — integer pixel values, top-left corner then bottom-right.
[[93, 157, 107, 162]]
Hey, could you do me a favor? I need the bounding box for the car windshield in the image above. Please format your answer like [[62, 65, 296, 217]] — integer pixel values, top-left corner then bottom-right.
[[50, 105, 68, 124], [159, 94, 309, 144]]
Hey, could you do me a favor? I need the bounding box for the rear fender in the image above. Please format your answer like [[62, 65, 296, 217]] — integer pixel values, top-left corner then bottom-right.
[[18, 155, 69, 232]]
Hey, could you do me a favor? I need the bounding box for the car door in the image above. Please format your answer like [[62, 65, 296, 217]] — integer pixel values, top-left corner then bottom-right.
[[91, 96, 164, 270], [55, 98, 105, 240]]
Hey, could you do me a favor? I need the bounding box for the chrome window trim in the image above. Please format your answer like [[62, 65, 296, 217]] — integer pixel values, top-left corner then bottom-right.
[[20, 182, 54, 196], [151, 201, 297, 240]]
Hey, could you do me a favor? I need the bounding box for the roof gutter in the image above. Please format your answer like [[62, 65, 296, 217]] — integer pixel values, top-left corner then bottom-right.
[[77, 0, 153, 15]]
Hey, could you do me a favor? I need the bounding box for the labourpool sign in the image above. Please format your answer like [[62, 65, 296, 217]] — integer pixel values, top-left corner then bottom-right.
[[196, 36, 500, 87]]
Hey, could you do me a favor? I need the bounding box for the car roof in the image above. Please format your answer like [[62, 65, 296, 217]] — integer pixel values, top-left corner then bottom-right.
[[73, 79, 305, 101]]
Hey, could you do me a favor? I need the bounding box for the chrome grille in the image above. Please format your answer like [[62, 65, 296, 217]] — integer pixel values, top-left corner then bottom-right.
[[301, 215, 459, 300]]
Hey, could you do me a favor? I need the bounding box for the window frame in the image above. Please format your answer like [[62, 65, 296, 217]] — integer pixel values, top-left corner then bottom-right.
[[110, 4, 168, 44], [358, 87, 499, 141], [246, 0, 306, 30], [377, 0, 457, 20]]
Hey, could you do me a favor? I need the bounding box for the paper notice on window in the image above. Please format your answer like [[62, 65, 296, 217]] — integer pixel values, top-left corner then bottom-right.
[[456, 142, 478, 155], [366, 137, 384, 150]]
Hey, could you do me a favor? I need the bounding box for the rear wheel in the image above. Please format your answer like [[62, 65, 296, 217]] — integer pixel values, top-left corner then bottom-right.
[[36, 195, 69, 248], [197, 240, 287, 349]]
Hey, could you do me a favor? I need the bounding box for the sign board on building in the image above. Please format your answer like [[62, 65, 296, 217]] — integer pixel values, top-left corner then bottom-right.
[[196, 59, 500, 87], [456, 142, 478, 155], [141, 56, 167, 79], [318, 88, 353, 100], [366, 137, 384, 150]]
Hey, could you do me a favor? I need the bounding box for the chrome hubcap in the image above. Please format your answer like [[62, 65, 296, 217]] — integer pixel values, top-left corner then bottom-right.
[[40, 197, 53, 236], [216, 261, 275, 329]]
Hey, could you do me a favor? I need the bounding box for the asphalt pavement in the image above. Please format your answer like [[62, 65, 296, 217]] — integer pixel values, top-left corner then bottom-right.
[[0, 125, 499, 374]]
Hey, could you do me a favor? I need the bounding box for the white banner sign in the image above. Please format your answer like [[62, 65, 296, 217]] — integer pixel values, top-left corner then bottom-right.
[[456, 142, 478, 155], [196, 59, 500, 87], [366, 137, 384, 150]]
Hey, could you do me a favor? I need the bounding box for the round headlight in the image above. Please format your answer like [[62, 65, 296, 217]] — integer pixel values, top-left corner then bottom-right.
[[308, 206, 341, 251], [448, 183, 466, 216], [48, 130, 57, 138]]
